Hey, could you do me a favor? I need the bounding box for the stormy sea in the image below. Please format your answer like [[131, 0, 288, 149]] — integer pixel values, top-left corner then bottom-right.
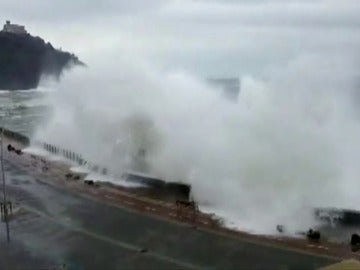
[[0, 88, 51, 136]]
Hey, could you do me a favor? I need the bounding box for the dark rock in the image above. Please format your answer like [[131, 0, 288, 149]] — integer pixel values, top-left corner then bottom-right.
[[7, 144, 14, 152], [276, 225, 285, 233], [139, 248, 148, 253], [306, 229, 320, 241], [351, 234, 360, 246], [351, 245, 360, 252], [0, 30, 84, 90], [84, 180, 94, 186]]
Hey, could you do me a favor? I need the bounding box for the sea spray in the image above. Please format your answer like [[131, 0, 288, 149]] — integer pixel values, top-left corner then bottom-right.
[[33, 53, 360, 234]]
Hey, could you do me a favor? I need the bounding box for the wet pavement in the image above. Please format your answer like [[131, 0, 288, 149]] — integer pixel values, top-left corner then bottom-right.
[[0, 157, 339, 269]]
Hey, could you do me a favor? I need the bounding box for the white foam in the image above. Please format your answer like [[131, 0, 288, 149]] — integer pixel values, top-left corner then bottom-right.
[[32, 46, 360, 236], [0, 90, 11, 94], [24, 146, 76, 166], [70, 166, 90, 174], [199, 204, 314, 237], [23, 146, 50, 157], [84, 173, 145, 188], [35, 86, 56, 93], [126, 169, 161, 180], [47, 155, 72, 163]]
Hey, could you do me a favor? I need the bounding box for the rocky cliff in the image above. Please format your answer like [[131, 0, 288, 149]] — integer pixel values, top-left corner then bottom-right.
[[0, 31, 83, 90]]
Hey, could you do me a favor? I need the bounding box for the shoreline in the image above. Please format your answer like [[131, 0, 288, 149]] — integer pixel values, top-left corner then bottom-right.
[[2, 128, 360, 260]]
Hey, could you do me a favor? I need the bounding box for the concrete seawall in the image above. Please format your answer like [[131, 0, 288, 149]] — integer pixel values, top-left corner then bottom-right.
[[1, 127, 30, 146], [1, 127, 191, 201]]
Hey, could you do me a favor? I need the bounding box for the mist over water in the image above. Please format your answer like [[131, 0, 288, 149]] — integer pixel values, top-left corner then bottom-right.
[[33, 52, 360, 234]]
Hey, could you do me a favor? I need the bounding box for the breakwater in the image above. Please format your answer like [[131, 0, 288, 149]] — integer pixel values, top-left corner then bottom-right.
[[1, 127, 191, 201], [1, 127, 30, 145]]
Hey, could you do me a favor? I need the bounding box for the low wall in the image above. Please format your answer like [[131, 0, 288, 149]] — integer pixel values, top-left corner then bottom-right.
[[315, 207, 360, 226], [1, 127, 30, 146], [0, 127, 191, 201], [1, 127, 191, 201], [37, 140, 192, 201], [126, 173, 191, 201]]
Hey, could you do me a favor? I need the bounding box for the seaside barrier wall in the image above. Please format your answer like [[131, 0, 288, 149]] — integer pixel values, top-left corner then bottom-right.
[[35, 140, 191, 201], [1, 127, 30, 146], [0, 127, 191, 201]]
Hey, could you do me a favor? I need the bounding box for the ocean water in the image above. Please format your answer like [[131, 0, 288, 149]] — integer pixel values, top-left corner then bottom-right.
[[0, 88, 51, 136]]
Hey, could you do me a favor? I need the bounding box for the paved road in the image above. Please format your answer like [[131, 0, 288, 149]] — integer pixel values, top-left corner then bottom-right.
[[0, 158, 337, 269]]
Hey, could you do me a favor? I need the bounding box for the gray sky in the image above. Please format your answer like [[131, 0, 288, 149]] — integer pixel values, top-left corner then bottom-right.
[[0, 0, 359, 77]]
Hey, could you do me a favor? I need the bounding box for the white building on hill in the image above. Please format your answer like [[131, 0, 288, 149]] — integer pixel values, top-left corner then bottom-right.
[[2, 20, 27, 34]]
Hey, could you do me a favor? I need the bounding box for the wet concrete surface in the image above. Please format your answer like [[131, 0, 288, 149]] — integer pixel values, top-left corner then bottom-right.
[[0, 158, 338, 269]]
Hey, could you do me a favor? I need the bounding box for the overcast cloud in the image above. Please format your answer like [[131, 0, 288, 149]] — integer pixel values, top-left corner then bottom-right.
[[0, 0, 359, 76]]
